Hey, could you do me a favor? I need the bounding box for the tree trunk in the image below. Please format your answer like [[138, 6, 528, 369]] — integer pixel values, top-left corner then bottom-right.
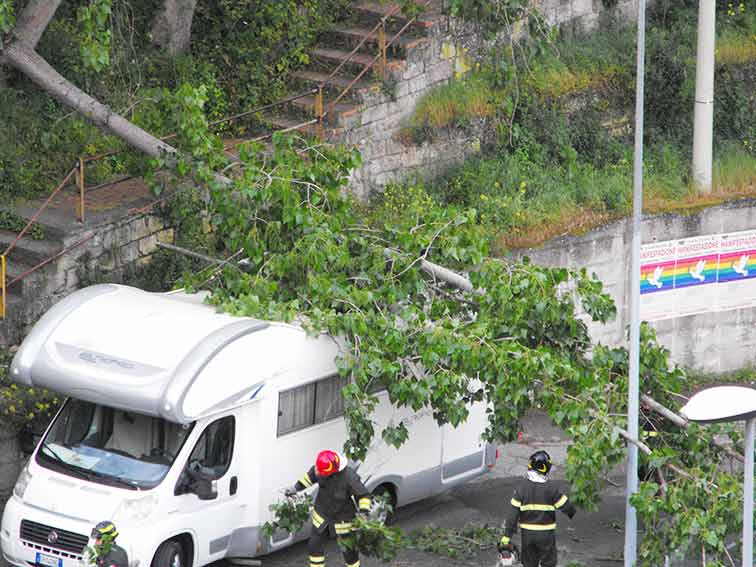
[[150, 0, 198, 56], [0, 0, 64, 87], [11, 0, 63, 49], [3, 43, 178, 158]]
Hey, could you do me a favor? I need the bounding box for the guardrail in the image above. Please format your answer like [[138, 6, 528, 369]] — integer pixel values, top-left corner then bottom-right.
[[0, 1, 433, 320]]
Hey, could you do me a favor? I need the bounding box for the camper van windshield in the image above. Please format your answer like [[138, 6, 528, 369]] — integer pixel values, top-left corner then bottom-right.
[[36, 399, 193, 490]]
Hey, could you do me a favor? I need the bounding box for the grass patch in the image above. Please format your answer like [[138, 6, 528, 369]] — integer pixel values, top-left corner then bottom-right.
[[400, 75, 494, 144], [717, 33, 756, 65], [421, 139, 756, 251], [525, 61, 622, 100]]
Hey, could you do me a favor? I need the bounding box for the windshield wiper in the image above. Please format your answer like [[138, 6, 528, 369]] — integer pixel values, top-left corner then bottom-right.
[[84, 468, 141, 490], [40, 444, 93, 481]]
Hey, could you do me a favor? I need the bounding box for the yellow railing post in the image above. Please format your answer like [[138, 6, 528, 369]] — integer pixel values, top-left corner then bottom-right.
[[315, 85, 325, 141], [378, 21, 387, 81], [1, 254, 5, 321], [76, 158, 86, 223]]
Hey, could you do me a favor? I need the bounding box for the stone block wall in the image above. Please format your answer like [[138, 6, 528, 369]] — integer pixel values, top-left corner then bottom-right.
[[510, 200, 756, 373], [344, 0, 640, 199], [343, 21, 480, 199], [2, 213, 170, 346]]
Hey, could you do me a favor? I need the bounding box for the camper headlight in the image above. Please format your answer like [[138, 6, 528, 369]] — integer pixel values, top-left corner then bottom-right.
[[13, 465, 32, 500], [113, 494, 158, 524]]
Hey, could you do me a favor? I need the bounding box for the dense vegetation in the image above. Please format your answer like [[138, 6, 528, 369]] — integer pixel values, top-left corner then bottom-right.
[[403, 0, 756, 247], [0, 0, 349, 202], [1, 1, 755, 564]]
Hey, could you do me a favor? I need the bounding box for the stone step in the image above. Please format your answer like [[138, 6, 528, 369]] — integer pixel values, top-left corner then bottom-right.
[[261, 114, 344, 142], [310, 47, 404, 75], [291, 70, 373, 96], [0, 229, 63, 267], [326, 25, 427, 55], [353, 1, 441, 32], [290, 94, 361, 124]]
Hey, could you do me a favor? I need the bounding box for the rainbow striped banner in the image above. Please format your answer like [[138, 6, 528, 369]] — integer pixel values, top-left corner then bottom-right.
[[640, 240, 677, 295], [640, 231, 756, 294]]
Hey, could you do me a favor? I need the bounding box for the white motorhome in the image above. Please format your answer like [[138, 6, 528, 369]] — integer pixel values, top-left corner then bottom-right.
[[1, 284, 496, 567]]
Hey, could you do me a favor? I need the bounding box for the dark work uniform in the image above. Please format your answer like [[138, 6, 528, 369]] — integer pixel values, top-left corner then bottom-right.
[[96, 544, 129, 567], [500, 476, 576, 567], [294, 465, 371, 567]]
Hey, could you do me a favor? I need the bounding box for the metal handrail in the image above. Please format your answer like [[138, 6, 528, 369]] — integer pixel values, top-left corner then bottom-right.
[[0, 1, 434, 321], [2, 167, 77, 259], [318, 3, 404, 89], [324, 0, 434, 118]]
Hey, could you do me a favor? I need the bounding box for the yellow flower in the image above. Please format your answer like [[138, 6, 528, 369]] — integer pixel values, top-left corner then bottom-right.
[[8, 405, 15, 413]]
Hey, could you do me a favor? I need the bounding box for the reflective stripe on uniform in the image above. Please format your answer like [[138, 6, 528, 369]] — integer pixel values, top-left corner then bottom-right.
[[300, 474, 313, 488], [510, 498, 522, 508], [345, 562, 360, 567], [358, 497, 371, 510], [554, 494, 568, 509], [335, 522, 353, 535], [520, 504, 555, 512], [309, 555, 325, 567], [500, 535, 511, 545], [519, 522, 556, 531], [311, 509, 325, 528]]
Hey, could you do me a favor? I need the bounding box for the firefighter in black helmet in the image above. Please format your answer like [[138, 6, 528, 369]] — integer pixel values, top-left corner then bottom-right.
[[90, 521, 129, 567], [498, 450, 576, 567]]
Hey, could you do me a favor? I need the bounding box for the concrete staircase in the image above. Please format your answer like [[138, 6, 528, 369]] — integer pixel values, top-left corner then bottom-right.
[[262, 0, 441, 139], [0, 1, 447, 345]]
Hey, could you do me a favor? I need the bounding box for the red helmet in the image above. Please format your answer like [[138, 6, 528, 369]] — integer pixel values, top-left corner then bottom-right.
[[315, 450, 342, 477]]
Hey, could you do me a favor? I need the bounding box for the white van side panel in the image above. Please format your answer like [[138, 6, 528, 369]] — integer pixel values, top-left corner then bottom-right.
[[441, 399, 488, 483]]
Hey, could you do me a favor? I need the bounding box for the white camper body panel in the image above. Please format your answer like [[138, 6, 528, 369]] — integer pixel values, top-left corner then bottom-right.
[[1, 285, 495, 567]]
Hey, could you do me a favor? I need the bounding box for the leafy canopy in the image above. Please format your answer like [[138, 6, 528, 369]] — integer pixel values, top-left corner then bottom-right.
[[154, 81, 748, 567]]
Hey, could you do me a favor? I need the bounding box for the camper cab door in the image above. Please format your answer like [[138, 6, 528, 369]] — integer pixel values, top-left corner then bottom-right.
[[172, 411, 242, 566]]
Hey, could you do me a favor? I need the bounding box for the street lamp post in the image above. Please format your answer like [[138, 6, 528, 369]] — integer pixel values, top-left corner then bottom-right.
[[680, 385, 756, 566], [624, 0, 647, 565]]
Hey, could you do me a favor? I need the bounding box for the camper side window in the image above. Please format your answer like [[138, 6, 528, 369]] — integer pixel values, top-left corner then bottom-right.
[[186, 416, 235, 480], [277, 374, 346, 436]]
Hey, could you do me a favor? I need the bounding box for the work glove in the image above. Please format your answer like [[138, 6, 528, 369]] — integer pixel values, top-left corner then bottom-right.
[[284, 487, 297, 498], [497, 542, 513, 554]]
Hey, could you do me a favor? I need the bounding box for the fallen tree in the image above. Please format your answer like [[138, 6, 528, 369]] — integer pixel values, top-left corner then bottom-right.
[[136, 114, 746, 565]]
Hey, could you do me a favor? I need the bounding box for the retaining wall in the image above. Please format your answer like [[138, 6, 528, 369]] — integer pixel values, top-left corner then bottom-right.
[[344, 0, 639, 199], [511, 200, 756, 373]]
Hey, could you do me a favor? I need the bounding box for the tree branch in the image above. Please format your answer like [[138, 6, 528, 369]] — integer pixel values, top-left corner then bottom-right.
[[614, 427, 700, 484], [3, 43, 177, 159], [641, 394, 744, 462], [420, 258, 474, 293], [8, 0, 63, 49]]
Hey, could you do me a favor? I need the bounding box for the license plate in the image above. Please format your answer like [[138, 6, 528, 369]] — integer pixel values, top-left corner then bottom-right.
[[35, 552, 62, 567]]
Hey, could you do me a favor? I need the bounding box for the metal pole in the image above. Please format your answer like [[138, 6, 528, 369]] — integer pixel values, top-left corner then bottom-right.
[[77, 157, 86, 223], [0, 254, 5, 321], [692, 0, 716, 194], [744, 417, 755, 567], [624, 0, 646, 565]]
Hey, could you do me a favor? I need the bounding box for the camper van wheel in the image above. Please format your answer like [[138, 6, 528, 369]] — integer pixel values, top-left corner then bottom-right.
[[371, 484, 397, 525], [152, 540, 185, 567]]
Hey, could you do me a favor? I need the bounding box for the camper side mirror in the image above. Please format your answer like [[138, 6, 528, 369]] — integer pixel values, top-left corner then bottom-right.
[[18, 427, 36, 455]]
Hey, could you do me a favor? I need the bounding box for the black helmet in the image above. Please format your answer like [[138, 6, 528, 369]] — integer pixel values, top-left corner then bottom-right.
[[528, 450, 552, 475], [91, 520, 118, 543]]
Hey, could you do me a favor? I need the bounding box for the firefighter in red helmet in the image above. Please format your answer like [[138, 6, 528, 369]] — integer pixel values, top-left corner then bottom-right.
[[286, 450, 371, 567]]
